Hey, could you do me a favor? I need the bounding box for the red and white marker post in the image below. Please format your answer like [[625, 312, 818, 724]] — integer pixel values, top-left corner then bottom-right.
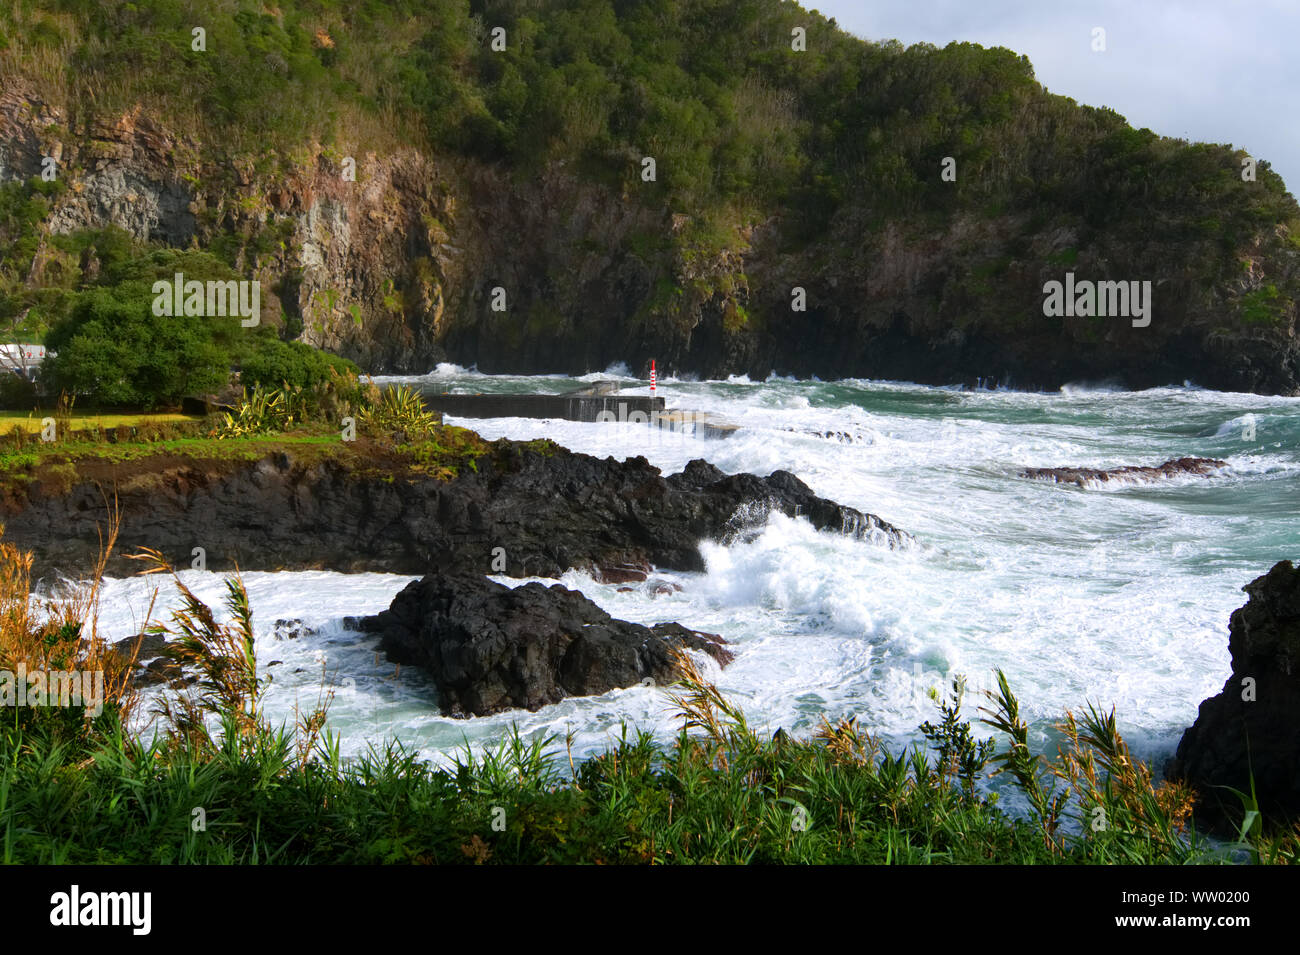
[[650, 359, 656, 396]]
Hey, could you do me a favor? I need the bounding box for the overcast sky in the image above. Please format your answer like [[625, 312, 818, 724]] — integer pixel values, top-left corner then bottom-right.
[[814, 0, 1299, 193]]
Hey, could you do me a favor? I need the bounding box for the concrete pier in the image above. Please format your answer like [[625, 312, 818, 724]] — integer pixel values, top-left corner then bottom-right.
[[409, 389, 665, 423], [397, 380, 739, 437], [653, 410, 741, 439]]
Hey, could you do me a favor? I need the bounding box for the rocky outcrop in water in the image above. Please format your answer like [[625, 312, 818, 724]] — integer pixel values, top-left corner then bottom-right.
[[1167, 561, 1300, 831], [360, 571, 731, 716], [1019, 456, 1228, 488], [105, 631, 191, 691], [2, 443, 905, 580]]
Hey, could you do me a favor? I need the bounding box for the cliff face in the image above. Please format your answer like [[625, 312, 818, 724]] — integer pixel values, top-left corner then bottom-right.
[[0, 86, 455, 373], [1169, 561, 1300, 832], [3, 82, 1298, 392]]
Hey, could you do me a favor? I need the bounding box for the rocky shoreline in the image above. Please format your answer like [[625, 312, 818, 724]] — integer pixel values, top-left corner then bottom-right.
[[1168, 561, 1300, 832], [3, 437, 904, 713], [1019, 456, 1228, 487], [1, 444, 906, 582], [360, 572, 733, 717], [7, 433, 1294, 822]]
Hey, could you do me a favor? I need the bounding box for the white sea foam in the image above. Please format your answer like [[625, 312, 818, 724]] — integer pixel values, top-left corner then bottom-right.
[[85, 372, 1300, 769]]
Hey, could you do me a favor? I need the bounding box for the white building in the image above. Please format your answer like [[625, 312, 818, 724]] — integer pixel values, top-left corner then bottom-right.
[[0, 344, 48, 379]]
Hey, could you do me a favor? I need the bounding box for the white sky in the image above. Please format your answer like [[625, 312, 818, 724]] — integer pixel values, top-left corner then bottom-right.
[[812, 0, 1299, 193]]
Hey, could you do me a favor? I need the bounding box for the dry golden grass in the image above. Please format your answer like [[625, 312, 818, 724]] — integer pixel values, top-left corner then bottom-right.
[[0, 502, 142, 725], [815, 714, 879, 766], [664, 646, 748, 746], [0, 412, 197, 434], [1053, 704, 1198, 843], [0, 7, 82, 105]]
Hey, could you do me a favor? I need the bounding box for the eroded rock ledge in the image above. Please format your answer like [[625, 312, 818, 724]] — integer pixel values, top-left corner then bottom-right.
[[2, 443, 906, 581], [1019, 456, 1228, 488]]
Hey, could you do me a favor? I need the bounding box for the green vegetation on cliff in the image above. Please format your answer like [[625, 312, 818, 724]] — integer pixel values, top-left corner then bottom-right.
[[7, 1, 1291, 224], [1, 0, 1297, 390]]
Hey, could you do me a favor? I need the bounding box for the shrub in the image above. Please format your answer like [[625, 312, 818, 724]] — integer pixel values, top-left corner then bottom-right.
[[216, 385, 292, 438], [44, 282, 237, 410], [0, 371, 35, 410], [239, 338, 358, 391], [357, 382, 440, 439]]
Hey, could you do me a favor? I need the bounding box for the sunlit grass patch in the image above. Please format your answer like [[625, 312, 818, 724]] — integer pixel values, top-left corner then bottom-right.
[[0, 411, 199, 433]]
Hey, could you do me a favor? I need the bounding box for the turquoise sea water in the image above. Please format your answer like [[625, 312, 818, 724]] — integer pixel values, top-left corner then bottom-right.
[[97, 366, 1300, 775]]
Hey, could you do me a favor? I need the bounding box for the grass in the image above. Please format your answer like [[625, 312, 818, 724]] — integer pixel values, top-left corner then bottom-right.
[[0, 428, 493, 477], [0, 427, 338, 476], [0, 510, 144, 743], [2, 520, 1298, 864], [0, 429, 495, 497], [0, 384, 498, 485], [0, 411, 198, 433]]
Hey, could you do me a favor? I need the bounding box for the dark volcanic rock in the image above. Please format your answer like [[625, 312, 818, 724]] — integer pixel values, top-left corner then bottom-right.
[[360, 571, 732, 716], [593, 561, 652, 584], [1019, 456, 1227, 488], [3, 445, 906, 579], [1167, 561, 1300, 831], [106, 632, 193, 690], [271, 618, 315, 640]]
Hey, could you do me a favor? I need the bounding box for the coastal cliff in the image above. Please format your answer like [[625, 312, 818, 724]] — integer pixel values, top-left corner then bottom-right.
[[1, 1, 1297, 391]]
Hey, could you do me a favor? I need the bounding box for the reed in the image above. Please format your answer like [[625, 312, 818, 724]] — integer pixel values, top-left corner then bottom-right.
[[0, 556, 1293, 863], [127, 547, 265, 755], [0, 502, 141, 736]]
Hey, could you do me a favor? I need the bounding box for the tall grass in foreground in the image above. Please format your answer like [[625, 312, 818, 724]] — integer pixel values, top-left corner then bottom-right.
[[979, 669, 1199, 861], [127, 548, 270, 757], [0, 509, 142, 739], [0, 534, 1297, 864]]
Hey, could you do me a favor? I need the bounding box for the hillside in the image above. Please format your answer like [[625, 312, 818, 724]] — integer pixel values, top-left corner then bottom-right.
[[1, 0, 1297, 391]]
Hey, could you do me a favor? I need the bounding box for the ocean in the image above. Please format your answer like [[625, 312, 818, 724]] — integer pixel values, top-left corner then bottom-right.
[[91, 364, 1300, 776]]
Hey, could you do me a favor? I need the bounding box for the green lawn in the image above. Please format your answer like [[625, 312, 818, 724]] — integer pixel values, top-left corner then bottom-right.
[[0, 411, 200, 433]]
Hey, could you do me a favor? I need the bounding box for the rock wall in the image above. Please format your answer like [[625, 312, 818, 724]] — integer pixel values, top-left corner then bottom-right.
[[1168, 561, 1300, 831], [3, 85, 1298, 392], [0, 444, 905, 582]]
